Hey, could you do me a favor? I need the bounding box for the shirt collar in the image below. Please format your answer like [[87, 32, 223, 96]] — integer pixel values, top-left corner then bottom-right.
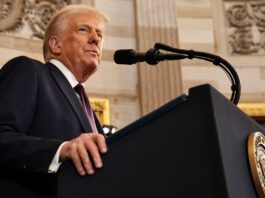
[[49, 59, 81, 88]]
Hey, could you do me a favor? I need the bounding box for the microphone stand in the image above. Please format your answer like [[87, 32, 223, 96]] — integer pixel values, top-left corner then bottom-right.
[[145, 43, 241, 105]]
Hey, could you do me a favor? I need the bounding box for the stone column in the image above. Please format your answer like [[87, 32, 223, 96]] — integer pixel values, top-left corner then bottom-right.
[[135, 0, 183, 115]]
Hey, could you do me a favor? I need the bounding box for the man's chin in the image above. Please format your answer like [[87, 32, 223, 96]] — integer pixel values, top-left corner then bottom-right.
[[84, 59, 98, 68]]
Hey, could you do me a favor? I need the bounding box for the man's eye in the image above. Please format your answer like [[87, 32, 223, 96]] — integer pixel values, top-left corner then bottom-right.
[[79, 27, 88, 32]]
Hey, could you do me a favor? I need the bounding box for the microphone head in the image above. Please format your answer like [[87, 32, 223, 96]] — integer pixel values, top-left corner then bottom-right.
[[114, 49, 137, 65]]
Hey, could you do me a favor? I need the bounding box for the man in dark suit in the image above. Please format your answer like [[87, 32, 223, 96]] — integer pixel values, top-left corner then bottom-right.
[[0, 5, 109, 177]]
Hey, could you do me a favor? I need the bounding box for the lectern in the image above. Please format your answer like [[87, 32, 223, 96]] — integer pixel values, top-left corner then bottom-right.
[[1, 84, 263, 198]]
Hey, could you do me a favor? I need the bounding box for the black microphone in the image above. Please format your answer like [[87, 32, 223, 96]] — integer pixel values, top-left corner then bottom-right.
[[114, 48, 188, 65], [114, 48, 164, 65]]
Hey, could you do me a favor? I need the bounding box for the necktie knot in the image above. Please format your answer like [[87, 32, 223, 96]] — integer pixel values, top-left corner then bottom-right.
[[74, 84, 85, 98]]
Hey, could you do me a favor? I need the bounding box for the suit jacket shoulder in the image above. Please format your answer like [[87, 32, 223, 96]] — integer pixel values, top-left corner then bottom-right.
[[0, 56, 63, 172]]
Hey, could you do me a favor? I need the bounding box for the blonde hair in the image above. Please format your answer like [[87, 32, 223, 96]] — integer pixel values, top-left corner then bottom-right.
[[43, 4, 109, 62]]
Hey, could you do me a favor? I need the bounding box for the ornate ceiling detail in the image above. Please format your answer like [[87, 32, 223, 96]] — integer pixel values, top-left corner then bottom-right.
[[0, 0, 80, 40], [226, 1, 265, 55]]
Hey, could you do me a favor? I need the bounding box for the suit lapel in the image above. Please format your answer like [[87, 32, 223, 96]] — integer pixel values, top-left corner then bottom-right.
[[46, 63, 91, 132]]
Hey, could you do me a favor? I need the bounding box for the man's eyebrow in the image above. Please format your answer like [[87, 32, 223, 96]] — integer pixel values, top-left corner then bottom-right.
[[79, 23, 103, 33]]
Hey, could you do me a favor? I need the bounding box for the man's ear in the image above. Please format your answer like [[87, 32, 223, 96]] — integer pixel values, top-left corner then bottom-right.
[[48, 35, 62, 55]]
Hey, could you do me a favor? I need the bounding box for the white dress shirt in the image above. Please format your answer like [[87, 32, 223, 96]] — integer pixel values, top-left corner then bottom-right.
[[48, 59, 80, 173]]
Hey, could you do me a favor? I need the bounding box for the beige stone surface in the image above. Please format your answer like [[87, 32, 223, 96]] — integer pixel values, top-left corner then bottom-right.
[[178, 0, 211, 8], [177, 18, 214, 44]]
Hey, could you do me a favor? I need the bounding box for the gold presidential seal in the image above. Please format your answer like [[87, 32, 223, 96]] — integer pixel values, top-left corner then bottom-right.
[[248, 132, 265, 198]]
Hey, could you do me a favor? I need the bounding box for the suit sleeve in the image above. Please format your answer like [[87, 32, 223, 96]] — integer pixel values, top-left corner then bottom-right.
[[0, 56, 63, 173]]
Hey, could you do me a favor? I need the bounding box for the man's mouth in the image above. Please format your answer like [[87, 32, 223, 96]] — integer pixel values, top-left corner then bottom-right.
[[86, 49, 99, 56]]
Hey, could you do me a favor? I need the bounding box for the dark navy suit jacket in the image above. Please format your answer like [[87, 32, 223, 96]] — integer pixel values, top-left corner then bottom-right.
[[0, 56, 103, 173]]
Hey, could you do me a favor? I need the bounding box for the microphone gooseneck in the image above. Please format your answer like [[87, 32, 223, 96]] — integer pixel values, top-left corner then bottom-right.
[[113, 43, 241, 105]]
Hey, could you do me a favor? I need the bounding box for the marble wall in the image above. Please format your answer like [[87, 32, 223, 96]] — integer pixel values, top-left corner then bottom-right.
[[178, 0, 265, 103]]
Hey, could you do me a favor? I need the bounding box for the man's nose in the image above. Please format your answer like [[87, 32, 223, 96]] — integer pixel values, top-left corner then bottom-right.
[[88, 31, 100, 44]]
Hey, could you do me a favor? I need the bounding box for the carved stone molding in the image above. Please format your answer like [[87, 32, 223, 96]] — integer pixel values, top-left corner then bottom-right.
[[0, 0, 25, 32], [0, 0, 81, 40], [225, 1, 265, 55]]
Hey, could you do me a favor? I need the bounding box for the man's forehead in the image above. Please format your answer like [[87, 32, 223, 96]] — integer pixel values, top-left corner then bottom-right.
[[70, 14, 104, 30]]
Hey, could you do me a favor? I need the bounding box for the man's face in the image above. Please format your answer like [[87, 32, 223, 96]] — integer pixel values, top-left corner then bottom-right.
[[57, 13, 104, 82]]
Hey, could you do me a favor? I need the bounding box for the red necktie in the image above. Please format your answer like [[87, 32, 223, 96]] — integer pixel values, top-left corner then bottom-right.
[[74, 84, 98, 132]]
